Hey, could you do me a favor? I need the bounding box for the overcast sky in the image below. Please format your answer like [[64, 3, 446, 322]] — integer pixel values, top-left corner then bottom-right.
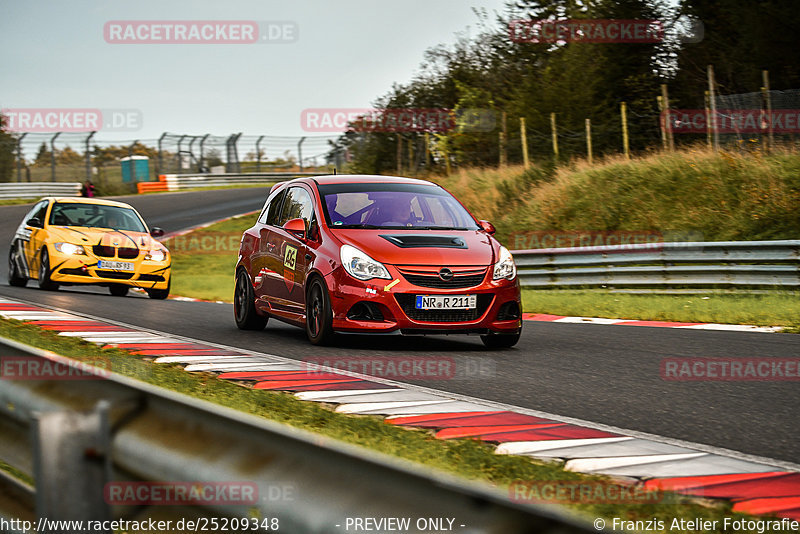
[[2, 0, 510, 148]]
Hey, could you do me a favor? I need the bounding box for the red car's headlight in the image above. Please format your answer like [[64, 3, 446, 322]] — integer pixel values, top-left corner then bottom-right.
[[492, 246, 516, 280], [340, 244, 391, 281]]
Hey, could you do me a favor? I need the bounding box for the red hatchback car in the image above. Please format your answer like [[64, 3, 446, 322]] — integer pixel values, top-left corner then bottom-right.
[[234, 175, 522, 348]]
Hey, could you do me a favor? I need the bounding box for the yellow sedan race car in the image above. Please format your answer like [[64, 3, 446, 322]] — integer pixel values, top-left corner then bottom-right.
[[8, 197, 171, 299]]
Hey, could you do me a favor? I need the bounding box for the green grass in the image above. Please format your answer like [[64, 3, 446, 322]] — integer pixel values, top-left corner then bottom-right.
[[0, 318, 777, 530], [522, 290, 800, 331], [0, 198, 41, 206], [164, 214, 255, 301]]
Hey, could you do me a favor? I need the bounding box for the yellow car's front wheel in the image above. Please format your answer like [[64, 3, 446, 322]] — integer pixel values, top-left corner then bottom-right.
[[37, 249, 59, 291]]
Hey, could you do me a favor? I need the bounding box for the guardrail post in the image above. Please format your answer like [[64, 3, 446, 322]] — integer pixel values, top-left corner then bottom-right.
[[50, 132, 61, 182], [32, 401, 112, 531]]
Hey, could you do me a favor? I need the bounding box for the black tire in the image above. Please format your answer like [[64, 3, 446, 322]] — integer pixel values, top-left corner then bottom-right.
[[37, 249, 59, 291], [109, 284, 129, 297], [233, 270, 267, 330], [481, 331, 521, 349], [146, 279, 171, 300], [305, 277, 334, 345], [8, 243, 27, 287]]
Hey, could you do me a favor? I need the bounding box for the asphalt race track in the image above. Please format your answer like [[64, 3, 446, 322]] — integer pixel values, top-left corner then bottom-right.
[[0, 189, 797, 465]]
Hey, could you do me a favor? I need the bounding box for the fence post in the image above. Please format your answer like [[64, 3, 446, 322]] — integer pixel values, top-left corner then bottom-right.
[[396, 135, 402, 174], [707, 64, 720, 151], [256, 135, 265, 172], [704, 91, 712, 148], [585, 118, 593, 165], [16, 133, 26, 182], [550, 112, 559, 161], [661, 84, 674, 151], [621, 102, 630, 160], [85, 131, 96, 183], [157, 132, 166, 175], [50, 132, 60, 181], [188, 136, 198, 176], [657, 96, 667, 150], [408, 135, 414, 172], [199, 134, 209, 172], [298, 136, 306, 172], [520, 117, 529, 168], [176, 135, 186, 173], [762, 69, 773, 151], [226, 133, 242, 173], [424, 132, 431, 168], [499, 111, 508, 166]]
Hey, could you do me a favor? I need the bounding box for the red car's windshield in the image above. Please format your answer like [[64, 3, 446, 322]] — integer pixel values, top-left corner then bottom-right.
[[317, 182, 479, 230]]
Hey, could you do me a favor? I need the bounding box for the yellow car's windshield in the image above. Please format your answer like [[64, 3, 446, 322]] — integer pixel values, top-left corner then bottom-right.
[[49, 203, 147, 233]]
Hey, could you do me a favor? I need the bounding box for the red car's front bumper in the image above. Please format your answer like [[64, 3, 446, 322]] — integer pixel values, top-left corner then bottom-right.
[[324, 266, 522, 336]]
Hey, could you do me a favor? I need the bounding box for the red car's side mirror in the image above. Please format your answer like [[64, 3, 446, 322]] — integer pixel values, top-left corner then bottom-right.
[[478, 220, 496, 235], [284, 218, 307, 239], [150, 227, 165, 237]]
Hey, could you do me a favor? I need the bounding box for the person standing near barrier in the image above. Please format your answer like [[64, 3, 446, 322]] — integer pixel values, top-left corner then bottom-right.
[[80, 180, 96, 197]]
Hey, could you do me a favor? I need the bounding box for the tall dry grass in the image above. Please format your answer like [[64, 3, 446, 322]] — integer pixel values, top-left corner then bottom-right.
[[427, 147, 800, 245]]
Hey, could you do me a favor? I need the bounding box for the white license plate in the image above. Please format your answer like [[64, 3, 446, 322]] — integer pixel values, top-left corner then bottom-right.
[[415, 294, 477, 310], [97, 260, 134, 271]]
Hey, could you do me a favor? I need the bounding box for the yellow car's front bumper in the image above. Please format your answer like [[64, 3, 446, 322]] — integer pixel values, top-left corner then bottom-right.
[[48, 250, 170, 290]]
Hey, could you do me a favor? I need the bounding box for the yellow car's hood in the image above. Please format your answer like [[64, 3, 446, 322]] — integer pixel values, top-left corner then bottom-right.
[[48, 226, 164, 251]]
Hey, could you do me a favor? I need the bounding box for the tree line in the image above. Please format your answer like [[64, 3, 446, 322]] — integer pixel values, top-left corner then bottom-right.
[[335, 0, 800, 174]]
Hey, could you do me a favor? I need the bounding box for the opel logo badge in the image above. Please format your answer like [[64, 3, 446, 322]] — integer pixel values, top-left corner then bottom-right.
[[438, 268, 454, 281]]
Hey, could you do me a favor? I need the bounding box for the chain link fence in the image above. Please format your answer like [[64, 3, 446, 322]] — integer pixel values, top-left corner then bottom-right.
[[0, 131, 340, 194]]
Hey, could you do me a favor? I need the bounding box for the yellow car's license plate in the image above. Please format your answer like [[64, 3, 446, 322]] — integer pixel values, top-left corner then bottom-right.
[[98, 260, 134, 271]]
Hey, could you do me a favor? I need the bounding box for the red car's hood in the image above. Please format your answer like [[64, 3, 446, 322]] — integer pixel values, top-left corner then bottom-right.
[[331, 229, 496, 266]]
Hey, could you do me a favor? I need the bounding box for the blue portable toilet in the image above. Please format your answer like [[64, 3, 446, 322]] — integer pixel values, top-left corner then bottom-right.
[[120, 156, 150, 182]]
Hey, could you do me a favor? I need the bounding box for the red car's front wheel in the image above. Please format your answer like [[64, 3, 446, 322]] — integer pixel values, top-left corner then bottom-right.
[[234, 269, 267, 330], [306, 277, 334, 345]]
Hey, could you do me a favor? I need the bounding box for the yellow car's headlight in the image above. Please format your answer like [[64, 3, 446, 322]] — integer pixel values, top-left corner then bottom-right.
[[54, 242, 86, 255], [146, 249, 167, 262]]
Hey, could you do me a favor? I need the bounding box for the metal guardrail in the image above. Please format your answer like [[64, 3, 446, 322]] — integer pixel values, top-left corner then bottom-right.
[[0, 183, 82, 200], [512, 240, 800, 289], [153, 172, 328, 192], [0, 336, 593, 534]]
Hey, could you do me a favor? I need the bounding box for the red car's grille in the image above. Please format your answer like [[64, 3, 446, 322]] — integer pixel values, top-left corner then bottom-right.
[[394, 294, 493, 323], [397, 266, 488, 289]]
